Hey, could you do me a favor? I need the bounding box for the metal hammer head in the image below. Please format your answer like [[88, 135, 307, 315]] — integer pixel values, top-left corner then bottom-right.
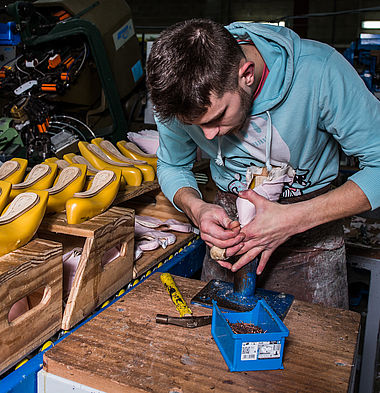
[[156, 314, 212, 328]]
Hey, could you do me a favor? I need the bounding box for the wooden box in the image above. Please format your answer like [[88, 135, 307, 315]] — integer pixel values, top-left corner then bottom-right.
[[39, 206, 135, 330], [0, 238, 62, 373]]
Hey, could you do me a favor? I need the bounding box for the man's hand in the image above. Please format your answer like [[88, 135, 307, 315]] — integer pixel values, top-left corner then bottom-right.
[[221, 181, 371, 275], [173, 187, 245, 256], [221, 190, 297, 274], [195, 203, 245, 254]]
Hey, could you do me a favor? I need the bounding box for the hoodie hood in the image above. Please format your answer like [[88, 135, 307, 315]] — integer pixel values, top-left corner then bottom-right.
[[225, 22, 302, 115]]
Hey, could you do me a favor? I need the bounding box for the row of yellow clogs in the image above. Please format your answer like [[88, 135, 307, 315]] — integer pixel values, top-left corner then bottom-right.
[[0, 162, 120, 256], [47, 138, 157, 187], [0, 139, 158, 257]]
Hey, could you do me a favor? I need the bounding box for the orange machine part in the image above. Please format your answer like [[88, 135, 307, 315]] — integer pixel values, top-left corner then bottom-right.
[[41, 84, 57, 92], [48, 54, 62, 69]]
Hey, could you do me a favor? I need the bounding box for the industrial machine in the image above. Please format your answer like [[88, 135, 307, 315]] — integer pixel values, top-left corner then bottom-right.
[[344, 33, 380, 99], [0, 0, 143, 162]]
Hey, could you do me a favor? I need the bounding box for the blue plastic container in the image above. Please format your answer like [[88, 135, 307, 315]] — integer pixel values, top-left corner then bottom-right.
[[211, 299, 289, 371]]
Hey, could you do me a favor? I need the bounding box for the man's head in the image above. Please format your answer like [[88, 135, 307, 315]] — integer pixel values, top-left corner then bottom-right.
[[146, 18, 254, 134]]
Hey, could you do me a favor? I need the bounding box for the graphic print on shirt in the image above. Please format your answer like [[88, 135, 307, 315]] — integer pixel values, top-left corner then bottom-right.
[[225, 116, 312, 197], [281, 169, 311, 197], [227, 173, 248, 194], [237, 115, 291, 166]]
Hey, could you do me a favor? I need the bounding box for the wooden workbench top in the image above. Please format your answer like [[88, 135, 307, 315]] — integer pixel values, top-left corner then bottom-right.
[[43, 274, 360, 393]]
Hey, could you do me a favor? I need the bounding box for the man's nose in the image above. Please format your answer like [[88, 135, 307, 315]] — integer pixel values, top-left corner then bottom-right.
[[202, 125, 219, 140]]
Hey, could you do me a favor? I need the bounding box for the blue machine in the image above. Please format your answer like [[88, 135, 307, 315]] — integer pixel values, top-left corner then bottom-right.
[[0, 22, 20, 68], [0, 22, 20, 46], [344, 33, 380, 97]]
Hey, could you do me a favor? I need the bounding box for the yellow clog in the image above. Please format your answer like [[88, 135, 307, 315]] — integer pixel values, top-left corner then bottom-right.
[[45, 157, 69, 171], [78, 141, 142, 186], [65, 169, 121, 224], [0, 158, 28, 184], [46, 164, 87, 213], [0, 190, 49, 256], [9, 162, 58, 201], [63, 153, 98, 175], [116, 140, 158, 171], [0, 180, 11, 213], [63, 153, 127, 190], [91, 137, 156, 181]]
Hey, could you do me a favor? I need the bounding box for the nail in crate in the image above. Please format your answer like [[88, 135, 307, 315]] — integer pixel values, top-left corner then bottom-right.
[[211, 299, 289, 372]]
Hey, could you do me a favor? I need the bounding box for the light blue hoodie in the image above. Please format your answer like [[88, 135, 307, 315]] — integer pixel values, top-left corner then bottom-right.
[[155, 23, 380, 210]]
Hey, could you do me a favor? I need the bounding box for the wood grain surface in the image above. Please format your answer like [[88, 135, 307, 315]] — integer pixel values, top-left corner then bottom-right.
[[44, 274, 360, 393], [40, 206, 135, 330], [114, 180, 159, 205], [0, 238, 62, 373]]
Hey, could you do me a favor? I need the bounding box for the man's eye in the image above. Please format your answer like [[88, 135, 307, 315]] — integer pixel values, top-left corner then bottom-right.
[[209, 116, 223, 126]]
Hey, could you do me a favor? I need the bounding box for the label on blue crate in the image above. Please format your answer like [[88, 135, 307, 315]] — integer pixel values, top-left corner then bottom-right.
[[241, 341, 281, 361]]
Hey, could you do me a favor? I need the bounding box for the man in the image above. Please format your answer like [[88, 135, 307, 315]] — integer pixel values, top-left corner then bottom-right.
[[146, 19, 380, 308]]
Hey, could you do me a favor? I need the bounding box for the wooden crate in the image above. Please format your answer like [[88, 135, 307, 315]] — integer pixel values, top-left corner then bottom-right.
[[0, 238, 62, 373], [114, 180, 159, 205], [39, 206, 135, 330]]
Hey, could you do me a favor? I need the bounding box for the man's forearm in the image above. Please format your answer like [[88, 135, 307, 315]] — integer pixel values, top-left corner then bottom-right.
[[173, 187, 206, 226], [289, 180, 371, 235]]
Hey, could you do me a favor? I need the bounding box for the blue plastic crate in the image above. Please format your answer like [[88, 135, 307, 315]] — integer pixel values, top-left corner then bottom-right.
[[211, 299, 289, 371]]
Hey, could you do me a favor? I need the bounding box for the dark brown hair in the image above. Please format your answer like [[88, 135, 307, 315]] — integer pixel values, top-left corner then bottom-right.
[[146, 19, 245, 122]]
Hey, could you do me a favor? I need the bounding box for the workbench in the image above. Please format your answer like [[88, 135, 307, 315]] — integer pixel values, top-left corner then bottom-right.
[[40, 274, 361, 393]]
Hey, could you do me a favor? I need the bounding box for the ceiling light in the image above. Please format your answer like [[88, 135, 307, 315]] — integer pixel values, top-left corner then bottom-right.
[[362, 21, 380, 29]]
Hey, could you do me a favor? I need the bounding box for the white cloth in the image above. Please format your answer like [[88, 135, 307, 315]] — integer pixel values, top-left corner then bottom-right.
[[236, 165, 295, 226], [127, 129, 159, 155]]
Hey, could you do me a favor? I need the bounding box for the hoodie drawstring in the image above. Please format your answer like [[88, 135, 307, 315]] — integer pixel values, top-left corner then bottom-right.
[[265, 111, 273, 172], [214, 113, 272, 170], [215, 135, 224, 166]]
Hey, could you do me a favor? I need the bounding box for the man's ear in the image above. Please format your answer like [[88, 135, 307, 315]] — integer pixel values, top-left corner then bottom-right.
[[238, 61, 255, 87]]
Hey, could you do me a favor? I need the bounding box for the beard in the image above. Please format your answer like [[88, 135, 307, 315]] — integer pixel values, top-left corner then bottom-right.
[[229, 86, 253, 135]]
